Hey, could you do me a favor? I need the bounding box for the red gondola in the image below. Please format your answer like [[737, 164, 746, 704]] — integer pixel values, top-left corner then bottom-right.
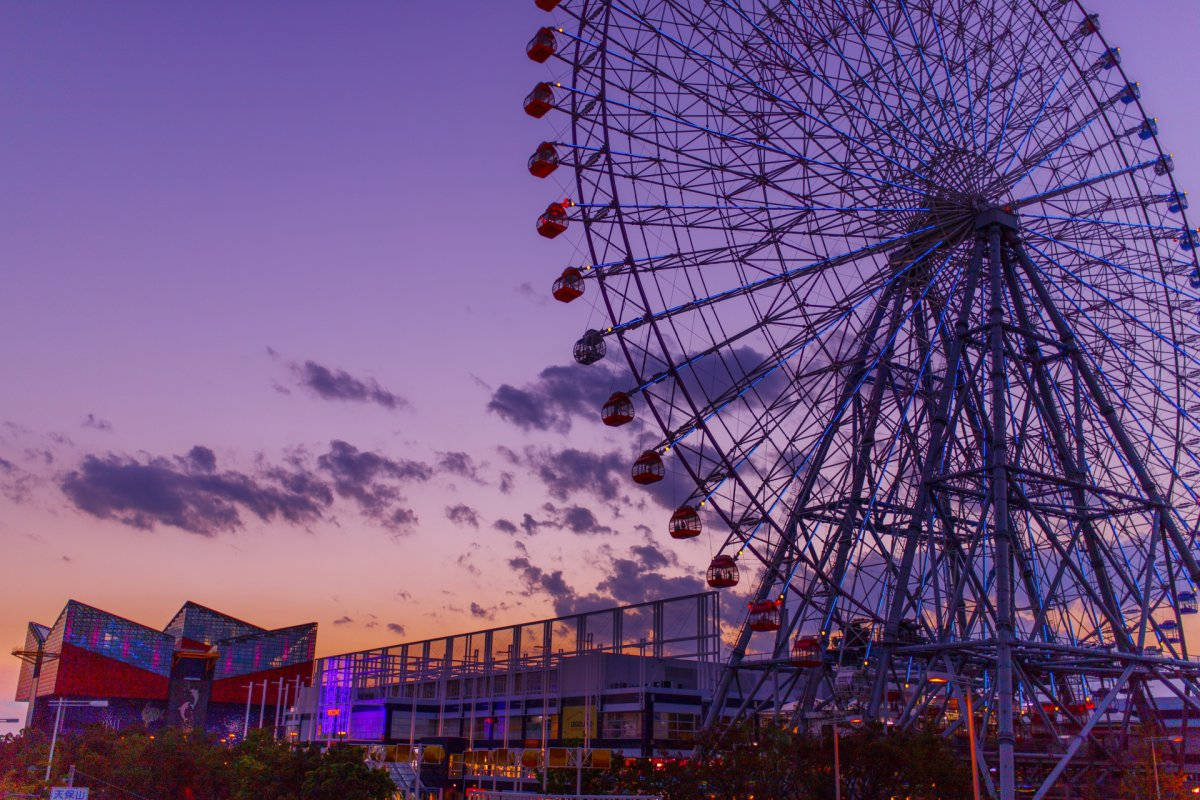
[[668, 505, 701, 539], [706, 555, 738, 588], [535, 0, 562, 9], [747, 599, 781, 632], [524, 83, 555, 118], [527, 28, 557, 63], [631, 450, 664, 485], [601, 392, 634, 426], [528, 142, 559, 178], [791, 635, 822, 667], [537, 201, 569, 238], [552, 268, 584, 303], [1077, 13, 1099, 36]]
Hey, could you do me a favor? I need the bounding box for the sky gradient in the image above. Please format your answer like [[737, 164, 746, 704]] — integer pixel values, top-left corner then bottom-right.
[[2, 0, 1199, 733]]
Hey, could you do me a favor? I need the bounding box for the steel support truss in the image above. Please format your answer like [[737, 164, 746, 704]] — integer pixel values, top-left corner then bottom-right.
[[703, 210, 1200, 800]]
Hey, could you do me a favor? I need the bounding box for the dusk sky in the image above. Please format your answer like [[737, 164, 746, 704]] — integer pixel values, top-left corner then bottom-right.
[[3, 1, 1198, 732]]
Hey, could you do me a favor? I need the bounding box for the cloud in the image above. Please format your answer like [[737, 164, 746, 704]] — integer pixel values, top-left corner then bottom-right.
[[82, 414, 113, 432], [493, 518, 519, 535], [510, 543, 702, 616], [487, 363, 628, 433], [60, 448, 332, 536], [528, 447, 627, 502], [316, 440, 429, 533], [437, 451, 485, 484], [387, 622, 406, 635], [556, 505, 613, 536], [60, 439, 430, 536], [291, 359, 409, 411], [509, 556, 578, 615], [332, 615, 354, 626], [446, 504, 480, 528], [469, 602, 492, 619], [498, 472, 515, 494]]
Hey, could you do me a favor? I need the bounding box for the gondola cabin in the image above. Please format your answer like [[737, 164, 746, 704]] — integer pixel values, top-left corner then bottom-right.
[[668, 505, 701, 539], [529, 142, 560, 178], [1168, 191, 1189, 213], [527, 28, 557, 63], [631, 450, 664, 485], [552, 268, 584, 303], [1117, 81, 1140, 104], [1179, 227, 1198, 250], [791, 636, 822, 667], [1077, 13, 1099, 36], [601, 392, 634, 426], [535, 0, 562, 10], [748, 599, 782, 632], [706, 555, 739, 588], [1095, 47, 1120, 70], [1180, 591, 1197, 614], [538, 202, 569, 238], [524, 83, 555, 118], [1138, 118, 1158, 141], [574, 329, 606, 365]]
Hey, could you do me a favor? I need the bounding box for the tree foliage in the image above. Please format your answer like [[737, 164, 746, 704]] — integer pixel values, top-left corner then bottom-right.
[[0, 727, 393, 800]]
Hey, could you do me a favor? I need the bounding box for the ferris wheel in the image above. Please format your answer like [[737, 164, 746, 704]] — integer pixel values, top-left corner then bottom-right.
[[521, 1, 1200, 797]]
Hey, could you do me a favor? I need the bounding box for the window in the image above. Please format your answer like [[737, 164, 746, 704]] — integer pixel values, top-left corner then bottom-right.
[[601, 711, 642, 739], [652, 712, 696, 741]]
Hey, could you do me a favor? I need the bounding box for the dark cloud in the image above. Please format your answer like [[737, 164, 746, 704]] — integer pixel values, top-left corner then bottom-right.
[[493, 518, 519, 535], [597, 556, 704, 606], [557, 505, 613, 536], [82, 414, 113, 432], [60, 448, 332, 536], [469, 602, 492, 619], [387, 622, 406, 635], [446, 504, 481, 528], [61, 439, 429, 536], [292, 360, 409, 411], [509, 556, 576, 610], [529, 447, 626, 502], [316, 440, 429, 533], [332, 615, 354, 625], [437, 451, 485, 484], [498, 472, 515, 494], [187, 445, 216, 473], [487, 363, 628, 433], [510, 543, 702, 617]]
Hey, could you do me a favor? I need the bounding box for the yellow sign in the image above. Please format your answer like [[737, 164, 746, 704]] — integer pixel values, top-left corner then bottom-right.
[[561, 706, 597, 739]]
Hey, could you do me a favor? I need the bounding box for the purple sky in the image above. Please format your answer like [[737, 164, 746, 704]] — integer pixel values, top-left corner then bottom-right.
[[2, 1, 1197, 732]]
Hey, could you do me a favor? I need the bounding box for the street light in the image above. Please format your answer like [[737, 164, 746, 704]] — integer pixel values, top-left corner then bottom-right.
[[927, 670, 982, 800], [1148, 734, 1184, 800], [45, 699, 108, 782], [829, 713, 863, 800]]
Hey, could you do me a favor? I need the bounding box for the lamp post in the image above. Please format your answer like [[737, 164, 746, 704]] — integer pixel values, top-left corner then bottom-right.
[[44, 699, 108, 782], [929, 670, 982, 800], [829, 713, 863, 800], [1148, 734, 1184, 800]]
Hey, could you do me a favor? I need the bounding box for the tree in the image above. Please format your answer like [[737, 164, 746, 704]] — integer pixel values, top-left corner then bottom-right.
[[0, 724, 393, 800]]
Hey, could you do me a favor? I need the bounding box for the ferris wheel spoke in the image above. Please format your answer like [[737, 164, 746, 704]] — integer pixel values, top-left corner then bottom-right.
[[1017, 248, 1200, 499], [1011, 154, 1166, 211], [893, 0, 970, 145], [598, 225, 940, 336], [713, 245, 961, 553], [719, 0, 950, 173], [592, 1, 942, 187], [778, 0, 940, 163], [864, 0, 964, 149], [561, 78, 927, 199]]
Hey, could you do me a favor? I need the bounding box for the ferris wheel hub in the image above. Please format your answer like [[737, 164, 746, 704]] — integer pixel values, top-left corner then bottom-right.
[[973, 205, 1021, 232]]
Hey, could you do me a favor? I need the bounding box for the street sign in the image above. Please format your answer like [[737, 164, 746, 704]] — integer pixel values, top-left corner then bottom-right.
[[50, 788, 89, 800]]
